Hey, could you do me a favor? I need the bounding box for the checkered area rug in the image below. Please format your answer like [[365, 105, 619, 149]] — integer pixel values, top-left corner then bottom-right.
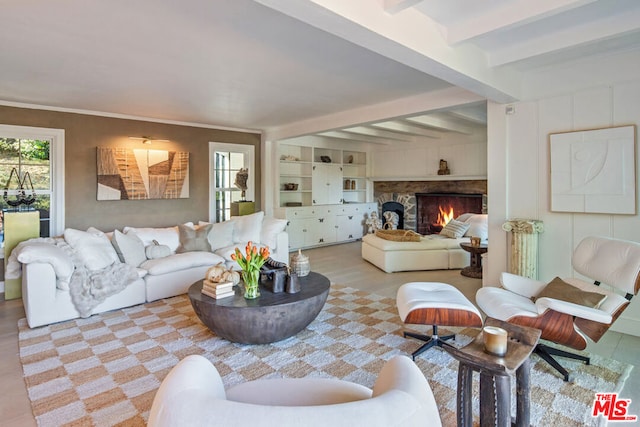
[[18, 286, 632, 427]]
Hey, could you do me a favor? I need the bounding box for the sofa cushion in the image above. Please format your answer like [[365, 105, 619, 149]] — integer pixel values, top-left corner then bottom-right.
[[64, 227, 120, 271], [231, 211, 264, 244], [16, 242, 75, 290], [176, 224, 213, 253], [260, 217, 287, 250], [112, 230, 147, 267], [140, 251, 225, 275]]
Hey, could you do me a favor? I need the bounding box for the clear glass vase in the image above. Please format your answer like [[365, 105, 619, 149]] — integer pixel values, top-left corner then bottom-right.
[[241, 269, 260, 299]]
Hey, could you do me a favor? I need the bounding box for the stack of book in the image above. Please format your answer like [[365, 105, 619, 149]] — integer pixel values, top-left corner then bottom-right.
[[201, 279, 234, 299]]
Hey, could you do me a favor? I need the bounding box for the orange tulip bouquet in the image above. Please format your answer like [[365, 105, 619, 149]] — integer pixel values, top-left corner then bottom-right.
[[230, 241, 270, 299]]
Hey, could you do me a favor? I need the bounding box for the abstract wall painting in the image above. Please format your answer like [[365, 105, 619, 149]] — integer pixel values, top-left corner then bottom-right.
[[97, 147, 189, 200], [550, 125, 635, 214]]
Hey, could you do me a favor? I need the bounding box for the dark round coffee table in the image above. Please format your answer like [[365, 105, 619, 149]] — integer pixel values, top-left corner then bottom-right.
[[188, 271, 330, 344]]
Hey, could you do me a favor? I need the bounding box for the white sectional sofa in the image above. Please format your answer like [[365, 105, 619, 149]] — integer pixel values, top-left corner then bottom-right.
[[361, 214, 487, 273], [14, 212, 288, 328]]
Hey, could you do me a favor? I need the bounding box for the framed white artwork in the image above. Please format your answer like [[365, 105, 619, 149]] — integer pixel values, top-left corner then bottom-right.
[[550, 125, 636, 214]]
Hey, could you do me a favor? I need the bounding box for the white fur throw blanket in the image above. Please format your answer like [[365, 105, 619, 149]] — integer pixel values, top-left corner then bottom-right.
[[8, 238, 139, 318]]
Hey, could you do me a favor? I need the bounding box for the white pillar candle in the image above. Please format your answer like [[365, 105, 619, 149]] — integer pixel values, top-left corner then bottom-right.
[[483, 326, 508, 356]]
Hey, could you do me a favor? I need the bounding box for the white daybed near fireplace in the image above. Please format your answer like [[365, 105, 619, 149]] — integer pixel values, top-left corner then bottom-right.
[[361, 214, 487, 273]]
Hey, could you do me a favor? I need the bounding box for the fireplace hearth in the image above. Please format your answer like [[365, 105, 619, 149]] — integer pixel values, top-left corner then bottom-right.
[[416, 193, 483, 234]]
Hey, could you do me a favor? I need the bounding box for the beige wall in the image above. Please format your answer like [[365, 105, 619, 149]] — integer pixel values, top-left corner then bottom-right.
[[0, 105, 261, 231]]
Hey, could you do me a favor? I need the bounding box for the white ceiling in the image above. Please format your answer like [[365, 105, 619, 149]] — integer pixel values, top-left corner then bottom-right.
[[1, 0, 638, 141]]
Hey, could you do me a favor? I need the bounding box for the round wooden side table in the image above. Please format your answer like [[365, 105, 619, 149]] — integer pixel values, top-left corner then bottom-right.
[[459, 242, 488, 278]]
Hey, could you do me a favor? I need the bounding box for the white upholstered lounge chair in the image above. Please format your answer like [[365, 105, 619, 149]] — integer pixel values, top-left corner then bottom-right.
[[476, 236, 640, 381]]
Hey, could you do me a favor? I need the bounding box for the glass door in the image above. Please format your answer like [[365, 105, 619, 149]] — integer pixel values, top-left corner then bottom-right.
[[209, 142, 255, 222]]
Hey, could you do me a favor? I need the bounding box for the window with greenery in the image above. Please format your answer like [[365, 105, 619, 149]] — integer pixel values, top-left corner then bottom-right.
[[0, 137, 52, 237]]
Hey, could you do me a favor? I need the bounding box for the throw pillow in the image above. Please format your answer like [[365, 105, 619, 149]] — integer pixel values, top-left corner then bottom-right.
[[199, 220, 235, 252], [64, 227, 120, 271], [176, 224, 213, 253], [534, 277, 607, 308], [463, 214, 488, 240], [231, 211, 264, 243], [440, 219, 471, 238], [111, 230, 147, 267], [122, 222, 194, 253], [260, 217, 288, 250]]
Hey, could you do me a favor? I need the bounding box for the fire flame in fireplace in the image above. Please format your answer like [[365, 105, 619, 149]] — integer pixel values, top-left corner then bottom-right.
[[436, 205, 455, 226]]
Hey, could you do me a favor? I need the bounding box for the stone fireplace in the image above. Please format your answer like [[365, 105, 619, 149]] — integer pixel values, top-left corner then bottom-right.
[[374, 180, 487, 233]]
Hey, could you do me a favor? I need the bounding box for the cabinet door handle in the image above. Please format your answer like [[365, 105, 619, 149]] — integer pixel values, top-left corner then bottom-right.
[[319, 218, 324, 223], [349, 234, 353, 238], [348, 216, 353, 219], [287, 220, 290, 226], [319, 238, 324, 243]]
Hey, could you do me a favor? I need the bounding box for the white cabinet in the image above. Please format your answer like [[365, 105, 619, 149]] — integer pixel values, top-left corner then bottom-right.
[[276, 203, 377, 250], [312, 164, 343, 205], [278, 144, 367, 208]]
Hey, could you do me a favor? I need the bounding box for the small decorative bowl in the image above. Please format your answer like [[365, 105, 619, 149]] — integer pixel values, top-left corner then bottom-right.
[[283, 183, 298, 191]]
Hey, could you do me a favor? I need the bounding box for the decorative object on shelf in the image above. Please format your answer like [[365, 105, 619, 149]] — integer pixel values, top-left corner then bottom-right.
[[3, 167, 37, 208], [231, 241, 270, 299], [235, 168, 249, 201], [344, 179, 351, 190], [283, 183, 298, 191], [350, 180, 355, 190], [291, 249, 310, 277], [280, 154, 300, 161], [383, 211, 399, 230], [285, 202, 302, 207], [365, 211, 382, 234], [97, 147, 189, 200], [347, 155, 354, 164], [437, 159, 451, 175], [320, 155, 331, 163]]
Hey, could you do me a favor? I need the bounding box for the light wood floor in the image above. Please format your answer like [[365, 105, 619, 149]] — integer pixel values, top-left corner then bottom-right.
[[1, 241, 639, 425]]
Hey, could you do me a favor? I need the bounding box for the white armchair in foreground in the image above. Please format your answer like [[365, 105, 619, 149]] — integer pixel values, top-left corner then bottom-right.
[[476, 236, 640, 381], [148, 354, 441, 427]]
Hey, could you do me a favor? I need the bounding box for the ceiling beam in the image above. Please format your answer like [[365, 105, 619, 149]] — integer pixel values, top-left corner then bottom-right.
[[446, 0, 596, 45], [383, 0, 424, 15], [317, 131, 391, 145], [342, 126, 415, 142], [406, 114, 473, 134], [447, 109, 487, 125], [254, 0, 521, 103], [370, 121, 441, 139], [264, 86, 484, 141], [489, 10, 640, 67]]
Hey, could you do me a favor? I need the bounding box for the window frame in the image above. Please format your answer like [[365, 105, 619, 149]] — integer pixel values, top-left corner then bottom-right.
[[0, 124, 65, 236]]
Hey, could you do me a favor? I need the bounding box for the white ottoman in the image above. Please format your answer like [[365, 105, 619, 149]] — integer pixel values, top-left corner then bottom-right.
[[397, 282, 483, 359]]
